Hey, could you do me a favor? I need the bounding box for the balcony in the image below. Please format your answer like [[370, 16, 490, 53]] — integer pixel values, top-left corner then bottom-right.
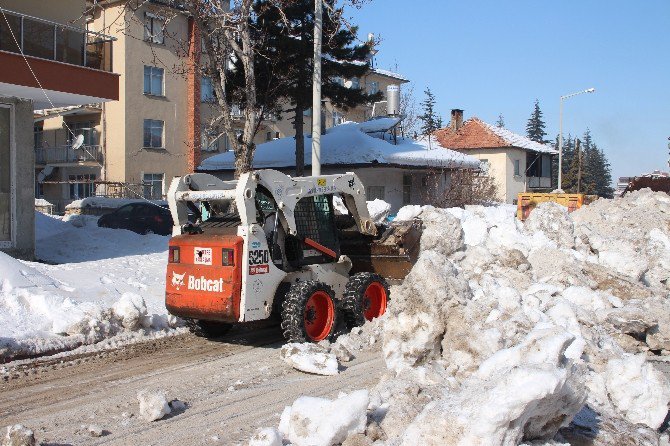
[[0, 9, 114, 71], [0, 9, 119, 108], [527, 176, 552, 189], [35, 145, 103, 166]]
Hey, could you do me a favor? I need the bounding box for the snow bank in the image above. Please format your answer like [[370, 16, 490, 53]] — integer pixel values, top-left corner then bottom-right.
[[1, 212, 173, 361], [65, 197, 166, 211], [279, 390, 369, 446], [279, 343, 339, 376], [2, 425, 35, 446], [248, 428, 282, 446], [265, 189, 670, 445]]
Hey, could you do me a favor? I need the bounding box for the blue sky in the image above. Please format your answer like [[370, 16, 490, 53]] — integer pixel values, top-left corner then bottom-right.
[[347, 0, 670, 182]]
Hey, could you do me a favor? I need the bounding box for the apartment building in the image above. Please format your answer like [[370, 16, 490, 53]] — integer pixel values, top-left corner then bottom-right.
[[0, 0, 119, 258], [34, 0, 408, 211]]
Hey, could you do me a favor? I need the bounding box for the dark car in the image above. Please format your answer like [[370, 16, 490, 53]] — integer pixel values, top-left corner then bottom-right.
[[97, 202, 173, 235]]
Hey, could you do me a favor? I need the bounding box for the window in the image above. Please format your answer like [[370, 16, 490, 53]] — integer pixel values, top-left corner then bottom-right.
[[403, 174, 412, 205], [201, 76, 215, 102], [349, 77, 360, 89], [144, 13, 165, 44], [201, 127, 223, 152], [0, 106, 12, 244], [514, 159, 521, 176], [35, 177, 43, 199], [368, 81, 379, 95], [266, 131, 272, 141], [480, 158, 490, 175], [144, 66, 164, 96], [332, 76, 344, 86], [368, 186, 385, 201], [143, 119, 164, 148], [68, 121, 96, 146], [541, 155, 551, 178], [303, 108, 312, 117], [69, 174, 96, 199], [143, 173, 164, 199], [34, 125, 43, 149]]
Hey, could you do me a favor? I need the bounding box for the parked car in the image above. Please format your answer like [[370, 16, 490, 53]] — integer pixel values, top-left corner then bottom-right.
[[97, 202, 173, 235]]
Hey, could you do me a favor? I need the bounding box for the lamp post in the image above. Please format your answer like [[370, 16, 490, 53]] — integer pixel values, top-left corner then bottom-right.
[[558, 87, 595, 191]]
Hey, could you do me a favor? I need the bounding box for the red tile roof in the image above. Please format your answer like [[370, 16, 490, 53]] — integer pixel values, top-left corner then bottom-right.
[[435, 117, 557, 154]]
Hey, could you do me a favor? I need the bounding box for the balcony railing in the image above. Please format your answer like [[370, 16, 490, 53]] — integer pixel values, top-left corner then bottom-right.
[[0, 9, 115, 72], [35, 145, 103, 165], [527, 176, 552, 189]]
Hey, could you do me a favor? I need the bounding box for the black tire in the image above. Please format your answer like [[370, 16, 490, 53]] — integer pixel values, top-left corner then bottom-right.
[[343, 273, 390, 324], [186, 319, 233, 338], [281, 281, 337, 343]]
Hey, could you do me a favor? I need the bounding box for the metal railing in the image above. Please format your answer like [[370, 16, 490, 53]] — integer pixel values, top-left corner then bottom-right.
[[0, 8, 115, 71], [527, 176, 552, 189], [35, 144, 103, 164]]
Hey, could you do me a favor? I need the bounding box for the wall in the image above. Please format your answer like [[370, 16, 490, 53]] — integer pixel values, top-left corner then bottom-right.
[[0, 97, 35, 260], [0, 0, 87, 27], [456, 148, 508, 202], [504, 148, 527, 204]]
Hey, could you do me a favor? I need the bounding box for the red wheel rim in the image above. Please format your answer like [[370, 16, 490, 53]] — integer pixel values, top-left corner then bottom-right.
[[363, 282, 387, 321], [303, 290, 335, 341]]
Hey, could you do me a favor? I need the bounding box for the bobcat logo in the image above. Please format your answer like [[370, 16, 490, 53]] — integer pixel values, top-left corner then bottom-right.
[[172, 271, 186, 290]]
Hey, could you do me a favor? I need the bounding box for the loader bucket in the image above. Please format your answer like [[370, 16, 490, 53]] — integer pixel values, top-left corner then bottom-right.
[[339, 219, 422, 280]]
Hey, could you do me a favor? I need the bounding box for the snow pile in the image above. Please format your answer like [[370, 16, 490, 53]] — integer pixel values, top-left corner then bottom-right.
[[248, 428, 282, 446], [366, 199, 391, 224], [280, 343, 339, 376], [137, 389, 171, 422], [0, 212, 175, 361], [279, 390, 369, 446], [65, 197, 166, 212], [2, 425, 35, 446], [266, 189, 670, 445]]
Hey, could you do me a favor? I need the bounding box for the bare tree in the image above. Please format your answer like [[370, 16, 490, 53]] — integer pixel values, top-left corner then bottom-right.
[[399, 84, 419, 138], [424, 168, 500, 208]]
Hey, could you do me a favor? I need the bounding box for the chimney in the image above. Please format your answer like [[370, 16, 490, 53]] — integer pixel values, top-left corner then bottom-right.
[[450, 109, 464, 131]]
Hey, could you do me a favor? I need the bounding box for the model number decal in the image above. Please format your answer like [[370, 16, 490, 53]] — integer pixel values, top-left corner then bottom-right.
[[248, 249, 269, 265]]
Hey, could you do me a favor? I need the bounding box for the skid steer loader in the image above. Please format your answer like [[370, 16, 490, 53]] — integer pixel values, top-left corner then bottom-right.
[[164, 169, 419, 342]]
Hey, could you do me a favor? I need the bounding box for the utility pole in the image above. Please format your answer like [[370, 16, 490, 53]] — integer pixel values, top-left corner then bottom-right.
[[311, 0, 322, 176]]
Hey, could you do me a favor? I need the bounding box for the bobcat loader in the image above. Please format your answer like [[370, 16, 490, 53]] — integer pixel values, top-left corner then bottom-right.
[[164, 169, 420, 342]]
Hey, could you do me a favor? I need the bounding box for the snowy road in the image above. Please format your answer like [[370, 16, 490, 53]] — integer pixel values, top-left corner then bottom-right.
[[0, 326, 384, 445]]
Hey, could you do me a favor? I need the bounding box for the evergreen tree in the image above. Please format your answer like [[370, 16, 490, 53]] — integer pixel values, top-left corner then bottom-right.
[[419, 88, 440, 148], [496, 114, 505, 128], [526, 99, 547, 143], [560, 134, 577, 191], [581, 129, 614, 198], [251, 0, 383, 176]]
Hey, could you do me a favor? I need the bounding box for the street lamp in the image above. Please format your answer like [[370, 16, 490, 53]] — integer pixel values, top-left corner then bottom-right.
[[558, 87, 595, 191]]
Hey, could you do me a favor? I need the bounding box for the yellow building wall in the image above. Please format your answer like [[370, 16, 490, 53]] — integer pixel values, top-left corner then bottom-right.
[[0, 0, 87, 26]]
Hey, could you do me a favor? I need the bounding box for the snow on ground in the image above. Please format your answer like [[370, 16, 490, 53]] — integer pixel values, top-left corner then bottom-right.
[[265, 189, 670, 446], [0, 212, 174, 361]]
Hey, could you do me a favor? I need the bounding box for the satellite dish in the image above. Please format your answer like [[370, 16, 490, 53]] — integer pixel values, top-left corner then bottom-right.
[[72, 134, 85, 150]]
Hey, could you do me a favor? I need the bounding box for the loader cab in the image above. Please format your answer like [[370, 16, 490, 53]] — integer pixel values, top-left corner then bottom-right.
[[285, 194, 340, 268]]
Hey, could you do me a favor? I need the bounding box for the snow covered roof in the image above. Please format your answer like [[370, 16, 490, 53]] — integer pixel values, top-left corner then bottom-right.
[[435, 118, 558, 155], [199, 122, 481, 172], [371, 68, 409, 83]]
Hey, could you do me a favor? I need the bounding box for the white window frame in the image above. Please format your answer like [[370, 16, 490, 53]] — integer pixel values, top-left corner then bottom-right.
[[142, 172, 164, 200], [144, 13, 165, 44], [69, 173, 97, 199], [0, 103, 15, 249], [143, 119, 164, 149], [144, 66, 165, 96], [368, 185, 385, 201]]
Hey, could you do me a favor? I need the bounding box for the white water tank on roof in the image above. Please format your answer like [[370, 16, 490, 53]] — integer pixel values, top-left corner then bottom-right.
[[386, 85, 400, 116]]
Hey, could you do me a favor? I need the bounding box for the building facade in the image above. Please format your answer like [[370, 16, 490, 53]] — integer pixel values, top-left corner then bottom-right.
[[435, 110, 557, 204], [0, 0, 119, 258], [34, 0, 408, 212]]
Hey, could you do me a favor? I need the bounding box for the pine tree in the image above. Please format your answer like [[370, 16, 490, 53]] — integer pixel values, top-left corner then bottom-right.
[[560, 134, 577, 191], [419, 88, 440, 148], [496, 114, 505, 128], [580, 129, 614, 198], [526, 99, 547, 143], [251, 0, 383, 176]]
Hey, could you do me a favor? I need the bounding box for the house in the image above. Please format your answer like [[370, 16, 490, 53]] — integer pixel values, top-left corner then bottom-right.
[[435, 110, 558, 204], [198, 118, 481, 213], [0, 0, 119, 258], [34, 0, 408, 212]]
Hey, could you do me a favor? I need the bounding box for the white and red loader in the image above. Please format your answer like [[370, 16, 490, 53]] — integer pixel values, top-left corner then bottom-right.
[[165, 169, 412, 342]]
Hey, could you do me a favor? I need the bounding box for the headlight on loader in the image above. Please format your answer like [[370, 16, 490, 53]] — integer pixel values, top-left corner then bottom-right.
[[169, 246, 180, 263]]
